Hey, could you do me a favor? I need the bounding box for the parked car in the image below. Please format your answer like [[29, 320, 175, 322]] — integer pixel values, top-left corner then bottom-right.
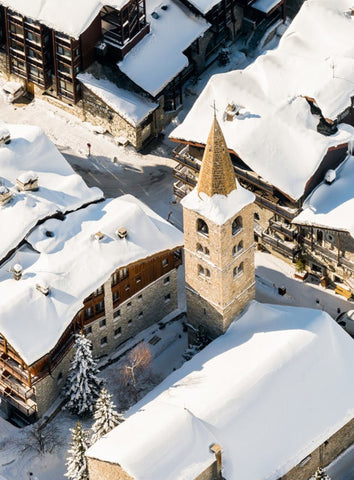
[[336, 310, 354, 337], [2, 81, 25, 103]]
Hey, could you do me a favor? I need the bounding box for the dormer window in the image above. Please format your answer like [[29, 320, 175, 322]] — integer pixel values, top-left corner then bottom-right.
[[232, 216, 242, 236], [197, 218, 209, 237]]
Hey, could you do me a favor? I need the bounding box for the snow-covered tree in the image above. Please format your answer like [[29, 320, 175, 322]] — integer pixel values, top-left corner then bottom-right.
[[66, 421, 90, 480], [91, 387, 124, 444], [311, 466, 331, 480], [65, 333, 102, 416]]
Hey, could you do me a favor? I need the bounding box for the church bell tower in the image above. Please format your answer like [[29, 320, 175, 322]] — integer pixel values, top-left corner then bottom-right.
[[182, 113, 256, 339]]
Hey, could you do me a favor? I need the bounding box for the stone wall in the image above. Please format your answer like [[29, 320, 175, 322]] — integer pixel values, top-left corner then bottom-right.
[[88, 458, 134, 480]]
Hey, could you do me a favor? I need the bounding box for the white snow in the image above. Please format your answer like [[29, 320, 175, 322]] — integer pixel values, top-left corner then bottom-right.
[[0, 195, 183, 366], [0, 0, 131, 39], [118, 0, 210, 97], [294, 155, 354, 238], [252, 0, 282, 14], [181, 180, 255, 225], [87, 301, 354, 480], [77, 73, 158, 127], [0, 123, 102, 263], [171, 0, 354, 200]]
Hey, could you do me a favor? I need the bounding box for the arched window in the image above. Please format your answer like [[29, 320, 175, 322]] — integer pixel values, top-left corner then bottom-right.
[[205, 269, 210, 278], [254, 212, 260, 221], [204, 247, 210, 256], [237, 240, 243, 252], [232, 216, 243, 236], [197, 218, 209, 236], [198, 265, 204, 276], [233, 262, 244, 279], [196, 243, 203, 253]]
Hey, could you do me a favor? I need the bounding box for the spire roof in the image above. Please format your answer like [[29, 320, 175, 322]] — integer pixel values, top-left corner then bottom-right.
[[197, 115, 236, 197]]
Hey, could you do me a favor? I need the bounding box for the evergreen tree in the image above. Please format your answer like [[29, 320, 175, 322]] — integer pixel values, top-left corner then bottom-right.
[[65, 333, 102, 416], [91, 387, 124, 444], [65, 421, 90, 480], [312, 466, 331, 480]]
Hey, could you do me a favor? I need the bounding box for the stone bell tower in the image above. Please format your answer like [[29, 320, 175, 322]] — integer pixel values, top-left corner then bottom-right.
[[181, 114, 256, 339]]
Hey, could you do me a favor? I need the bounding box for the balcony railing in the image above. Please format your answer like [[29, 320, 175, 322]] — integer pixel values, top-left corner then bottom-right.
[[172, 145, 201, 172], [262, 232, 297, 258], [173, 164, 197, 188], [269, 220, 297, 240], [255, 195, 298, 222], [303, 238, 354, 272], [0, 382, 37, 416], [0, 354, 29, 384], [0, 373, 34, 401]]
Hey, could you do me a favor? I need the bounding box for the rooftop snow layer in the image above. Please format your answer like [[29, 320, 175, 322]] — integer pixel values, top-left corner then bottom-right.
[[77, 73, 158, 126], [181, 180, 255, 225], [252, 0, 282, 14], [170, 0, 354, 200], [0, 0, 130, 38], [0, 124, 102, 263], [293, 154, 354, 237], [118, 0, 210, 97], [87, 301, 354, 480], [0, 195, 183, 365]]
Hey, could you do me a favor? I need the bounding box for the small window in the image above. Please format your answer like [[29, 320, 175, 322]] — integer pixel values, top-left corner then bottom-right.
[[128, 319, 132, 325], [204, 247, 210, 256], [254, 212, 260, 221], [233, 262, 244, 279], [100, 336, 107, 346], [84, 307, 93, 319], [114, 327, 122, 337], [127, 302, 132, 308], [120, 268, 129, 280], [162, 258, 169, 267], [57, 372, 63, 384], [198, 265, 204, 276], [138, 294, 143, 300], [85, 325, 92, 335], [197, 218, 209, 236], [111, 272, 119, 286], [163, 276, 170, 285], [138, 311, 143, 318], [164, 293, 171, 302], [125, 284, 130, 291], [95, 301, 104, 314], [114, 309, 121, 319], [237, 240, 244, 252], [197, 243, 203, 253], [136, 276, 141, 283], [205, 269, 210, 278], [94, 286, 103, 296], [113, 291, 119, 303], [99, 318, 106, 328], [232, 216, 243, 236]]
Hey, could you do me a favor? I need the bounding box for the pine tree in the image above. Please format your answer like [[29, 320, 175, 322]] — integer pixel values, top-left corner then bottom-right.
[[91, 387, 124, 444], [312, 466, 331, 480], [65, 421, 90, 480], [65, 333, 102, 416]]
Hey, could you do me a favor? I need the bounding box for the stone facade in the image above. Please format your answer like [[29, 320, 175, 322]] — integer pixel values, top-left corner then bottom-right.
[[88, 458, 134, 480], [184, 201, 255, 338]]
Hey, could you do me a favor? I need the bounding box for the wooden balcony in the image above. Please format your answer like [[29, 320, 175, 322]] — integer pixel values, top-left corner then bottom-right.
[[269, 220, 297, 240], [173, 164, 197, 188], [255, 194, 298, 222], [172, 144, 201, 172], [262, 231, 297, 259], [0, 354, 29, 384], [303, 239, 354, 273], [0, 381, 36, 416], [0, 371, 34, 401]]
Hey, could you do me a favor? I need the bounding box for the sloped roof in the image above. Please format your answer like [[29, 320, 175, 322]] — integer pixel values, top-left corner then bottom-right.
[[87, 301, 354, 480], [0, 196, 183, 365], [170, 0, 354, 200]]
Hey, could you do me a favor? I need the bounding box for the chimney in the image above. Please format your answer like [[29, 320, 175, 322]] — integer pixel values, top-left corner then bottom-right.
[[324, 169, 336, 185], [116, 227, 128, 239], [16, 171, 39, 192], [0, 185, 13, 206], [12, 264, 23, 281], [92, 231, 104, 241], [209, 443, 223, 478], [36, 282, 50, 296], [0, 128, 11, 146]]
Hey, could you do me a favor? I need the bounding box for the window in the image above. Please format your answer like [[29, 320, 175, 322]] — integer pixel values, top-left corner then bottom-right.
[[136, 276, 141, 283], [162, 258, 169, 267], [127, 302, 132, 308], [57, 372, 63, 384], [138, 294, 143, 300], [233, 262, 244, 279], [94, 286, 103, 296], [120, 268, 128, 280], [95, 301, 104, 313], [128, 319, 132, 325], [163, 276, 170, 285], [197, 218, 209, 236], [99, 318, 106, 328], [254, 212, 260, 221], [125, 284, 130, 291], [85, 326, 92, 335], [164, 294, 171, 302], [197, 243, 203, 253], [138, 311, 143, 318], [111, 272, 119, 285], [233, 241, 244, 256], [113, 309, 121, 319], [100, 336, 107, 346], [232, 216, 243, 236], [84, 307, 93, 319], [198, 265, 204, 276], [113, 291, 119, 303], [204, 247, 210, 257], [205, 269, 210, 278], [114, 327, 122, 337]]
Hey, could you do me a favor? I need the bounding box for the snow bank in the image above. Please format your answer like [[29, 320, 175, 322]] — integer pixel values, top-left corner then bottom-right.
[[118, 0, 210, 97], [0, 0, 130, 39], [87, 301, 354, 480], [293, 155, 354, 238], [0, 195, 183, 366], [0, 123, 102, 263], [181, 180, 255, 225], [77, 73, 158, 127], [171, 0, 354, 200]]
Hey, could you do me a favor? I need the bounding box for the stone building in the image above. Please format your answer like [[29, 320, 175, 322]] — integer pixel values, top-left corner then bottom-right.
[[181, 114, 255, 339]]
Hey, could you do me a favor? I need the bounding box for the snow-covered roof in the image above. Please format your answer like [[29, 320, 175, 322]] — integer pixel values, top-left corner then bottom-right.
[[118, 0, 210, 97], [77, 73, 158, 127], [171, 0, 354, 200], [293, 154, 354, 238], [186, 0, 220, 15], [252, 0, 282, 14], [0, 0, 130, 39], [87, 301, 354, 480], [0, 196, 183, 366], [0, 124, 102, 263], [181, 180, 255, 225]]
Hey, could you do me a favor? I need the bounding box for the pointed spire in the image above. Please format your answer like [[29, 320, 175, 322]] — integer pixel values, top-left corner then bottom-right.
[[197, 114, 236, 197]]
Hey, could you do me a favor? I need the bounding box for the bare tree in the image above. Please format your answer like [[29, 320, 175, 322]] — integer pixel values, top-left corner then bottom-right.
[[124, 343, 152, 403], [17, 419, 62, 455]]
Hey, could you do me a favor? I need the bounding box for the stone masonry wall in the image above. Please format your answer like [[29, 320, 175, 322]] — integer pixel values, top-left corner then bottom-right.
[[88, 458, 134, 480]]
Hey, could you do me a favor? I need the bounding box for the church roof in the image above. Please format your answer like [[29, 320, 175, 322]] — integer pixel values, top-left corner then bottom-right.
[[197, 114, 236, 197]]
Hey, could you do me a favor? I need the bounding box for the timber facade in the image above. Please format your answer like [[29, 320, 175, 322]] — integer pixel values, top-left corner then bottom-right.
[[0, 248, 182, 423]]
